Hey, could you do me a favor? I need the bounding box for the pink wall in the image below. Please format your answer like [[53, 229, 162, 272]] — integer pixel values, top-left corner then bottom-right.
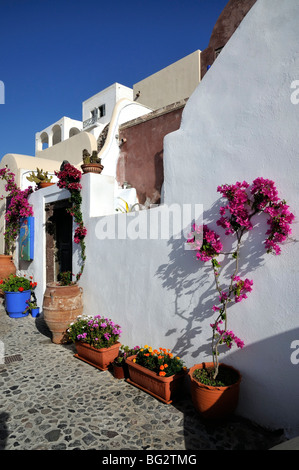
[[117, 101, 186, 205]]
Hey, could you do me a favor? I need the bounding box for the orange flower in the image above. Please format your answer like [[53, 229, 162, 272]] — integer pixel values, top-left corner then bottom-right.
[[158, 355, 162, 359], [144, 353, 149, 357], [159, 365, 164, 370], [164, 363, 168, 368], [168, 353, 173, 358], [159, 371, 166, 376]]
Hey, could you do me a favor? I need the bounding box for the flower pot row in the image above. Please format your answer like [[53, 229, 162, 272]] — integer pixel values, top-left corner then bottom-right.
[[70, 333, 241, 417]]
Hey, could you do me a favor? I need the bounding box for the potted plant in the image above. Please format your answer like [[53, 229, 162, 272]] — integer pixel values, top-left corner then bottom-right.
[[43, 271, 83, 344], [81, 149, 104, 174], [0, 274, 37, 318], [187, 178, 295, 419], [126, 345, 187, 404], [67, 314, 122, 370], [26, 168, 54, 189], [26, 300, 40, 317], [112, 345, 140, 379], [0, 167, 33, 280]]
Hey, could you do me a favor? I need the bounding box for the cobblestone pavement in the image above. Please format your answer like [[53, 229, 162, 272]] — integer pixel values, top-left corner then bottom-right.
[[0, 308, 286, 451]]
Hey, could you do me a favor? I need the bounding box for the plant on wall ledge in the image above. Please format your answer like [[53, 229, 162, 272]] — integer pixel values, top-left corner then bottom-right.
[[0, 167, 33, 255], [55, 163, 87, 281], [187, 177, 295, 383]]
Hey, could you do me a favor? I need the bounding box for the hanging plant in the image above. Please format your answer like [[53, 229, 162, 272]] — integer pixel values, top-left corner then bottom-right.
[[55, 163, 87, 281], [0, 166, 33, 255]]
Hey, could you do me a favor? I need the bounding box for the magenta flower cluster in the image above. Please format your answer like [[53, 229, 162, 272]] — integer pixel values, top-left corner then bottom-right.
[[67, 314, 122, 349], [232, 276, 253, 303], [0, 167, 33, 254], [210, 321, 244, 350], [187, 178, 294, 368], [216, 177, 295, 255], [74, 225, 87, 244], [188, 224, 223, 262], [55, 163, 82, 192]]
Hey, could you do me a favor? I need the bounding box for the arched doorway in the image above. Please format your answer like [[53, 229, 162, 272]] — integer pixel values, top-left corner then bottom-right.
[[52, 125, 61, 146]]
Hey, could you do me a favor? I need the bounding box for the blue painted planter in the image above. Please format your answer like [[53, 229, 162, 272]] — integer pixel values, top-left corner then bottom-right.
[[4, 290, 31, 318], [31, 307, 40, 318]]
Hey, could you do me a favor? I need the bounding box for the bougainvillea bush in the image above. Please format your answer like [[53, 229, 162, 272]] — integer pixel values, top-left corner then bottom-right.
[[187, 178, 295, 381], [0, 167, 33, 254]]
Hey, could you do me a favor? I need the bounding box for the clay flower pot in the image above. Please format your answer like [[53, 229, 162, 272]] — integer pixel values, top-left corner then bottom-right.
[[112, 361, 130, 379], [188, 362, 242, 419], [43, 283, 83, 344], [74, 341, 121, 371], [0, 255, 16, 297], [81, 163, 104, 174], [126, 355, 187, 404], [38, 182, 55, 189]]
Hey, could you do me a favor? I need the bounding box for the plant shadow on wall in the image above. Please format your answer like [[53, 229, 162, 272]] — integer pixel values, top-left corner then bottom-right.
[[156, 179, 295, 368], [155, 198, 267, 362], [156, 178, 296, 447]]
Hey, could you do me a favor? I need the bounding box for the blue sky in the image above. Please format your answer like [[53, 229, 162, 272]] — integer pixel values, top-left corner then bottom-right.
[[0, 0, 228, 159]]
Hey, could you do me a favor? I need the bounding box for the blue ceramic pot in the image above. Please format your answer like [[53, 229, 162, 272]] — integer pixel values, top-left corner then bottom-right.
[[5, 290, 31, 318], [31, 307, 40, 317]]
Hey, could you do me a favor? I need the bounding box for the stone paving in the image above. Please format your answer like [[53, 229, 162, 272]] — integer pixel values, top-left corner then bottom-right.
[[0, 307, 286, 451]]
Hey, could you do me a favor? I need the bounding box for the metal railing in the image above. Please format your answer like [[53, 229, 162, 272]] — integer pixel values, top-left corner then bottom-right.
[[83, 115, 99, 129]]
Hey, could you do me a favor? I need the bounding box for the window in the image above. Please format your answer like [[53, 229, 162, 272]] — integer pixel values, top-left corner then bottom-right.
[[91, 108, 98, 119], [215, 47, 223, 59], [98, 104, 106, 118]]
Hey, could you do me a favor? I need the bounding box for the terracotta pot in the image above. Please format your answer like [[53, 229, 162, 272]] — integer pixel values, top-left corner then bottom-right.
[[38, 182, 55, 189], [74, 341, 121, 370], [81, 163, 104, 174], [112, 361, 128, 379], [188, 362, 242, 420], [43, 283, 83, 344], [126, 355, 187, 404], [0, 255, 16, 297]]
